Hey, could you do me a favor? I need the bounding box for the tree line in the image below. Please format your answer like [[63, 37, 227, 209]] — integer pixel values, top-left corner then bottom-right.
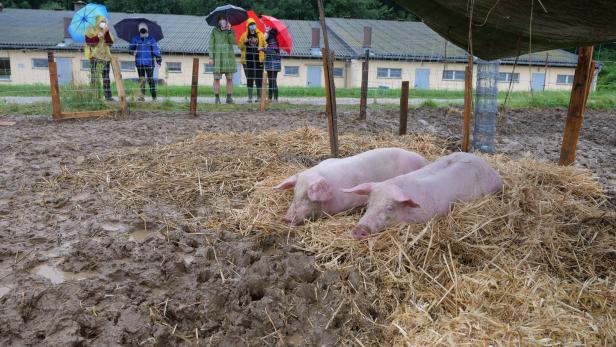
[[4, 0, 418, 21]]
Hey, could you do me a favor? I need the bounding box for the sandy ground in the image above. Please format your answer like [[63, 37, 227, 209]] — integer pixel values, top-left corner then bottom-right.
[[0, 108, 614, 346]]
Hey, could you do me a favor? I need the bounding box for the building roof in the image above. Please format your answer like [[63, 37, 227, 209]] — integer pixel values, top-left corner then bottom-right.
[[0, 8, 579, 66]]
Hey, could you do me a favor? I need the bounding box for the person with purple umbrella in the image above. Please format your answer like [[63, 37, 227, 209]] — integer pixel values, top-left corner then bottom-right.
[[128, 22, 162, 101]]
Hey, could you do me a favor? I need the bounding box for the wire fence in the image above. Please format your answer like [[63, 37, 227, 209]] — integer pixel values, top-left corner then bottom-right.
[[0, 42, 613, 116]]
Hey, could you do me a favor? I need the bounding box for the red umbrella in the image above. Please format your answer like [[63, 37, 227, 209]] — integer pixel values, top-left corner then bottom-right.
[[261, 15, 293, 54], [231, 10, 265, 45]]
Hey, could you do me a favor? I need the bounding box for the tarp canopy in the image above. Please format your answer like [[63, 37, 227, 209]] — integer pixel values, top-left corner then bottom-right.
[[394, 0, 616, 60]]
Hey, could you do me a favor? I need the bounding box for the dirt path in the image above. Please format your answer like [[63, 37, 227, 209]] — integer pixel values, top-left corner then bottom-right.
[[0, 108, 614, 345]]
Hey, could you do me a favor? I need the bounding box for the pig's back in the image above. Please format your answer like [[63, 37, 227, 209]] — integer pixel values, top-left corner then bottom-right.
[[399, 152, 502, 200], [316, 148, 427, 188]]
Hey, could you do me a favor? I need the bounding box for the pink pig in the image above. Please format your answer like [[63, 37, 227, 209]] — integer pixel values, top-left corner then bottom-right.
[[343, 152, 503, 239], [275, 148, 429, 225]]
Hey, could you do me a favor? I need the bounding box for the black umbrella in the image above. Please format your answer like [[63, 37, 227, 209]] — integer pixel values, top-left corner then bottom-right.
[[205, 4, 248, 26], [113, 18, 164, 42]]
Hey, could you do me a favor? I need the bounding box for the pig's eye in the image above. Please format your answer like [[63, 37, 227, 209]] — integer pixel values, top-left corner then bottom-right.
[[386, 205, 394, 212]]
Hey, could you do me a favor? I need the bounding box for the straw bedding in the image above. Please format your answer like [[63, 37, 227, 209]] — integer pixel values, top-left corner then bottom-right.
[[64, 127, 615, 345]]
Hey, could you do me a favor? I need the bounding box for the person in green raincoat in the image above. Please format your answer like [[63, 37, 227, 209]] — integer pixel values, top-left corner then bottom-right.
[[85, 15, 114, 101], [208, 15, 237, 104]]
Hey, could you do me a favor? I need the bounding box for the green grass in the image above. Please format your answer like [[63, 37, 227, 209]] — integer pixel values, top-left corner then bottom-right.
[[499, 91, 616, 110], [1, 84, 615, 116], [0, 82, 463, 99]]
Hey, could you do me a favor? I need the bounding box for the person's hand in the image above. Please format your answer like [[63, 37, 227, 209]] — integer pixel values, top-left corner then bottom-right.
[[209, 59, 214, 65], [97, 32, 104, 38]]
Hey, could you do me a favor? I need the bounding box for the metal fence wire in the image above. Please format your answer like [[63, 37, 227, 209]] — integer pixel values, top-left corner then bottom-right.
[[473, 59, 499, 153]]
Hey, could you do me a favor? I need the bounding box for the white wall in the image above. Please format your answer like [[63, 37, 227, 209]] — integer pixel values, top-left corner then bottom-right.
[[0, 49, 579, 93]]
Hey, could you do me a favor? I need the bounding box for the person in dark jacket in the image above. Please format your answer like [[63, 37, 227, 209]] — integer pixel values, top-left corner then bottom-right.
[[238, 18, 266, 103], [129, 22, 162, 101], [261, 28, 281, 102]]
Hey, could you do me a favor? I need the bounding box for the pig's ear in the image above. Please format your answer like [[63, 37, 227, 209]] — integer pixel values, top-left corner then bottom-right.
[[274, 175, 297, 190], [391, 189, 421, 208], [341, 182, 374, 196], [307, 178, 333, 202]]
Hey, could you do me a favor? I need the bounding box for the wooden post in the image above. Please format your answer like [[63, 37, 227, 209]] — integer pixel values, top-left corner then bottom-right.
[[462, 56, 473, 152], [322, 52, 331, 116], [317, 0, 339, 157], [260, 70, 268, 112], [399, 81, 409, 135], [359, 51, 369, 120], [47, 52, 62, 121], [110, 57, 127, 114], [559, 46, 595, 166], [359, 27, 371, 120], [189, 57, 199, 116], [582, 61, 596, 111]]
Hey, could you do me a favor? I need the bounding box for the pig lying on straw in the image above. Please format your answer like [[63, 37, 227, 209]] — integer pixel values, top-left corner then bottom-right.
[[343, 152, 503, 239], [275, 148, 428, 225]]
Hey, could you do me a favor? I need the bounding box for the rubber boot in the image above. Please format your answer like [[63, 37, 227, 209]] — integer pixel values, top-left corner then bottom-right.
[[247, 87, 253, 103]]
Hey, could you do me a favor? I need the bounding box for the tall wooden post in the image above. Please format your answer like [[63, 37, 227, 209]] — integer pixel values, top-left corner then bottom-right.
[[399, 81, 409, 135], [317, 0, 339, 157], [260, 71, 268, 112], [190, 57, 199, 116], [110, 57, 127, 114], [322, 51, 331, 116], [47, 52, 62, 121], [359, 51, 369, 120], [559, 46, 595, 166], [359, 27, 371, 121], [462, 56, 473, 152]]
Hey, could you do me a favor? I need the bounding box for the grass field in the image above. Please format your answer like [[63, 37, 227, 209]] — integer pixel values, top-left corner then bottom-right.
[[1, 83, 615, 116]]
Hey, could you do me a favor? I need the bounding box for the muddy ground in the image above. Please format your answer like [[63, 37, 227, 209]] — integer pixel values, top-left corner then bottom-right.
[[0, 107, 614, 346]]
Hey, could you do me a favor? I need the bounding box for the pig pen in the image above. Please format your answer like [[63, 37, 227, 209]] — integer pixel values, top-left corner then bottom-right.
[[0, 109, 615, 346]]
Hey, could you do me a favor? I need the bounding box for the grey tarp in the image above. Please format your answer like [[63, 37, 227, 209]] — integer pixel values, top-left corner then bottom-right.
[[394, 0, 616, 60]]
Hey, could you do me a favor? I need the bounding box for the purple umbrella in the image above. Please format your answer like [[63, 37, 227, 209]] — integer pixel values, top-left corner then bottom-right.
[[113, 18, 163, 42]]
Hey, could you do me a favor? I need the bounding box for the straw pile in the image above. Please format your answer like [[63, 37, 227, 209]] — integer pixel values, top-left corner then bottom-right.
[[64, 127, 616, 345]]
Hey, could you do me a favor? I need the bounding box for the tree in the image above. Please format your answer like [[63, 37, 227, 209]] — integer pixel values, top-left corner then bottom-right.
[[6, 0, 417, 21], [40, 1, 63, 10]]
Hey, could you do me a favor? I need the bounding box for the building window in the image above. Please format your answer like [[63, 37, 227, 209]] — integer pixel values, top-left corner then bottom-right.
[[81, 60, 91, 71], [32, 58, 49, 69], [333, 67, 344, 78], [556, 74, 574, 85], [377, 68, 402, 79], [498, 72, 520, 83], [0, 58, 10, 80], [203, 63, 214, 74], [166, 62, 182, 73], [285, 66, 299, 76], [442, 70, 465, 81], [120, 61, 136, 71]]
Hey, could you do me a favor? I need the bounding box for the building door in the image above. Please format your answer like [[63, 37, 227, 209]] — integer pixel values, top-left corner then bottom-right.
[[415, 69, 430, 89], [531, 73, 545, 91], [233, 63, 242, 86], [307, 66, 321, 87], [56, 57, 73, 85]]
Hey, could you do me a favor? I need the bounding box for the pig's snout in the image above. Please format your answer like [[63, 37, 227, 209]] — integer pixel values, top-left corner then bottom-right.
[[352, 225, 371, 240], [283, 210, 304, 226], [284, 215, 302, 225]]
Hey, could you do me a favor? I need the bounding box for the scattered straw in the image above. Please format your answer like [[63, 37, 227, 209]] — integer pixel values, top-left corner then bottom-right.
[[61, 126, 615, 345]]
